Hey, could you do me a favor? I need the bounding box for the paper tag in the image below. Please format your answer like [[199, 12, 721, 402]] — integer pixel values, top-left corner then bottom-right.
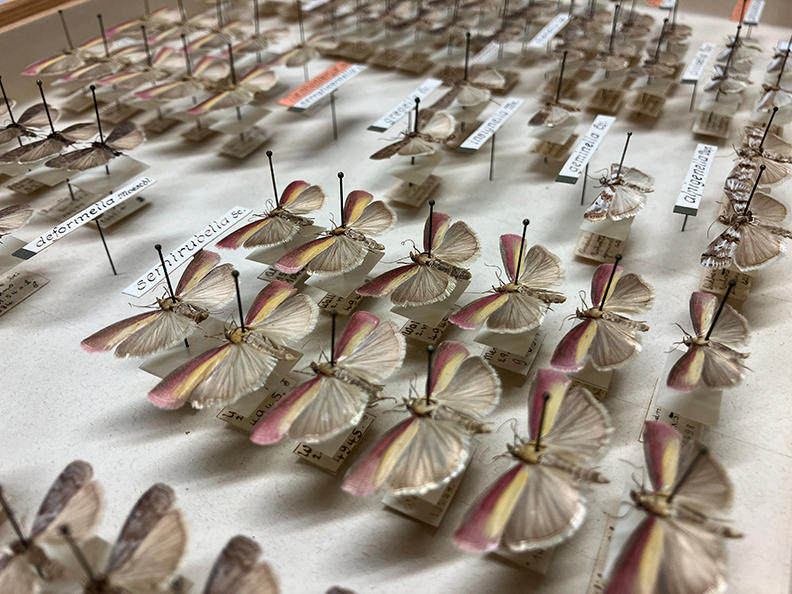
[[368, 78, 443, 132], [280, 62, 366, 112], [382, 464, 467, 527], [644, 405, 705, 444], [673, 144, 717, 216], [470, 41, 499, 65], [257, 265, 307, 286], [70, 156, 150, 200], [181, 123, 216, 142], [568, 364, 614, 401], [211, 106, 272, 136], [586, 516, 618, 593], [387, 152, 443, 186], [529, 134, 578, 160], [494, 547, 555, 574], [0, 272, 49, 317], [400, 312, 453, 346], [142, 114, 180, 134], [587, 89, 625, 114], [216, 376, 300, 432], [219, 126, 270, 159], [302, 0, 331, 10], [97, 196, 148, 227], [123, 206, 252, 297], [4, 176, 46, 195], [293, 412, 376, 473], [481, 333, 543, 375], [691, 111, 732, 139], [573, 232, 624, 263], [682, 43, 717, 83], [699, 267, 751, 301], [60, 88, 93, 113], [457, 98, 524, 154], [384, 176, 441, 208], [318, 290, 364, 315], [556, 115, 616, 184], [392, 280, 468, 330], [526, 14, 570, 49], [659, 0, 675, 8], [97, 102, 141, 125], [23, 164, 71, 187], [306, 251, 382, 298], [626, 93, 666, 118], [13, 177, 155, 260]]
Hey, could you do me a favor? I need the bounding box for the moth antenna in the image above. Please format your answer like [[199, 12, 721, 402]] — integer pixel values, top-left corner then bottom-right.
[[401, 238, 418, 251], [604, 506, 636, 521], [578, 290, 588, 308], [490, 452, 511, 463]]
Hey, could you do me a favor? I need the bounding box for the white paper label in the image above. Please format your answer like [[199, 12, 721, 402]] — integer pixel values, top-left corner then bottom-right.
[[289, 63, 367, 112], [302, 0, 331, 10], [744, 0, 765, 25], [470, 41, 499, 65], [368, 78, 443, 132], [659, 0, 675, 9], [780, 41, 790, 51], [457, 98, 524, 153], [527, 14, 570, 49], [556, 115, 616, 183], [13, 177, 156, 260], [673, 144, 717, 216], [682, 42, 717, 83], [123, 205, 252, 297]]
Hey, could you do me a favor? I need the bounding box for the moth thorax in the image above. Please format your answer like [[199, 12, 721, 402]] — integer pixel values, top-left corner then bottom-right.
[[632, 489, 671, 517], [226, 326, 249, 343], [330, 225, 349, 236], [690, 335, 709, 347], [333, 367, 383, 399], [313, 361, 336, 376], [514, 441, 543, 464], [345, 228, 384, 251], [583, 307, 604, 319], [157, 295, 182, 311], [10, 540, 28, 555], [410, 397, 438, 416], [498, 282, 521, 293], [84, 577, 116, 594]]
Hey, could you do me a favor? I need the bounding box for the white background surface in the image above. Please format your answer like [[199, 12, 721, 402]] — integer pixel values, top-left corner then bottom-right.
[[1, 2, 792, 593]]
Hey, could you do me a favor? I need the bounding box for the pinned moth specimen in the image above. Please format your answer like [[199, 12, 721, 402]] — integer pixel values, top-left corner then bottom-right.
[[277, 33, 338, 67], [0, 204, 34, 239], [731, 120, 792, 187], [370, 111, 456, 160], [528, 99, 580, 127], [251, 310, 405, 445], [356, 202, 481, 307], [342, 341, 500, 497], [0, 104, 56, 145], [233, 27, 290, 55], [603, 422, 741, 594], [585, 163, 654, 222], [0, 461, 102, 593], [0, 83, 97, 164], [55, 44, 147, 86], [202, 535, 279, 594], [275, 189, 396, 276], [449, 227, 566, 334], [701, 166, 792, 271], [217, 180, 327, 250], [104, 7, 182, 39], [757, 42, 792, 111], [704, 64, 752, 95], [187, 19, 250, 54], [629, 20, 680, 80], [619, 11, 655, 39], [453, 368, 611, 553], [81, 250, 235, 358], [148, 279, 318, 410], [20, 10, 102, 77], [97, 46, 181, 90], [429, 69, 505, 110], [667, 290, 750, 392], [187, 65, 278, 115], [551, 258, 654, 372], [46, 120, 144, 171], [63, 483, 188, 594], [716, 34, 762, 66]]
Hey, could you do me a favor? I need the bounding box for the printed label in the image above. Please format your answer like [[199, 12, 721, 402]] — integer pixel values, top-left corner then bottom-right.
[[279, 62, 366, 111], [457, 98, 524, 153], [368, 79, 443, 132], [682, 43, 717, 83], [526, 14, 570, 49], [556, 115, 616, 183], [673, 144, 717, 216]]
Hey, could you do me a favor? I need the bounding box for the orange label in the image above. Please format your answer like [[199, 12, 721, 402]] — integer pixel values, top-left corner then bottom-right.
[[646, 0, 664, 6], [278, 62, 354, 107], [730, 0, 748, 21]]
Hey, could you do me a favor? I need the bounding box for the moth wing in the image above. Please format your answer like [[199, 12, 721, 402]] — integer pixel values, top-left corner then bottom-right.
[[666, 347, 705, 392], [275, 236, 337, 274], [427, 340, 468, 395], [204, 535, 261, 594], [147, 343, 233, 409], [250, 376, 325, 444], [60, 123, 99, 141], [658, 519, 727, 594], [341, 320, 406, 383], [0, 138, 66, 164], [386, 417, 471, 495], [30, 461, 102, 542], [109, 510, 187, 592], [550, 319, 598, 372], [21, 53, 83, 77], [528, 368, 571, 441], [216, 218, 275, 250], [135, 80, 202, 101], [424, 211, 451, 252], [473, 69, 506, 87], [81, 311, 164, 354], [528, 107, 550, 126], [304, 236, 366, 276], [453, 464, 530, 553], [499, 234, 522, 281], [502, 466, 586, 551], [642, 421, 681, 492], [188, 90, 249, 114], [756, 156, 791, 187], [342, 417, 421, 497], [700, 225, 740, 269], [749, 191, 788, 223], [543, 385, 611, 463], [608, 184, 646, 220], [175, 250, 222, 295], [237, 563, 280, 594], [672, 438, 734, 514], [546, 104, 573, 125], [252, 293, 318, 344], [434, 356, 500, 417], [591, 264, 624, 307], [391, 265, 455, 307], [605, 272, 655, 314], [733, 223, 785, 271], [350, 200, 396, 236], [341, 191, 373, 225], [0, 127, 22, 145], [105, 121, 144, 151], [240, 66, 278, 93], [455, 84, 490, 107], [397, 136, 438, 157], [449, 293, 510, 330], [17, 104, 52, 128], [244, 216, 300, 249], [356, 264, 419, 299], [279, 181, 326, 214], [370, 138, 411, 160], [485, 293, 547, 334], [584, 188, 612, 222], [603, 516, 664, 594], [0, 204, 34, 234], [114, 310, 197, 358], [519, 244, 564, 288], [244, 281, 296, 327], [620, 166, 654, 190], [708, 302, 749, 346], [181, 263, 236, 310], [46, 147, 112, 171], [760, 130, 792, 158], [432, 221, 481, 266], [589, 318, 641, 371], [0, 556, 37, 594], [420, 112, 456, 139], [287, 377, 369, 443], [700, 344, 747, 389], [333, 311, 380, 360]]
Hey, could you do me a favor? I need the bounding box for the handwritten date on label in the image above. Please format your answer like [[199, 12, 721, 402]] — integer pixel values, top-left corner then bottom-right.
[[494, 546, 554, 574], [482, 345, 536, 375], [400, 313, 453, 345], [700, 268, 751, 301], [216, 376, 299, 432], [573, 232, 624, 263], [318, 289, 365, 315], [293, 413, 376, 473], [586, 516, 618, 594], [0, 272, 49, 317], [645, 406, 705, 444], [258, 265, 307, 286]]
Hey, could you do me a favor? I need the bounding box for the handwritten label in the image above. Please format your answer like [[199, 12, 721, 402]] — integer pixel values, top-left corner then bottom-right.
[[400, 313, 453, 345], [219, 126, 270, 159], [699, 268, 751, 301], [646, 406, 704, 443], [556, 115, 616, 183], [495, 547, 554, 574], [457, 98, 524, 153], [673, 144, 717, 216], [257, 265, 307, 286], [682, 43, 717, 83], [692, 111, 732, 139], [318, 291, 364, 315], [0, 272, 49, 317], [384, 175, 440, 207], [4, 177, 46, 195], [382, 466, 466, 527], [526, 14, 570, 49], [482, 331, 542, 375], [294, 413, 376, 473], [123, 205, 251, 297], [217, 376, 299, 432], [279, 62, 366, 111], [586, 517, 618, 593], [13, 177, 155, 260], [368, 78, 443, 132]]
